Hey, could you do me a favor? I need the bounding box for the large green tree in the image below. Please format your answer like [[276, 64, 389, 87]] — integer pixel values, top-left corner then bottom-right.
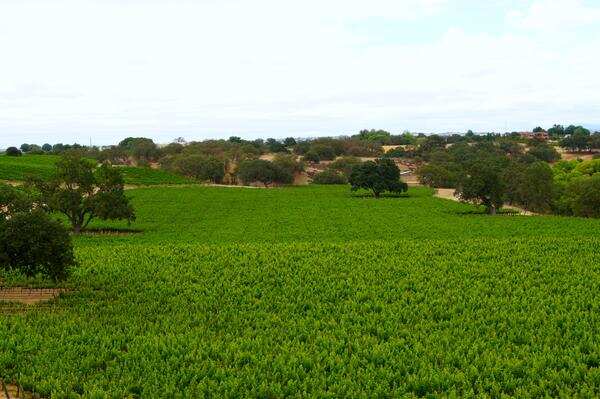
[[349, 158, 407, 198], [455, 152, 509, 214], [29, 154, 135, 233]]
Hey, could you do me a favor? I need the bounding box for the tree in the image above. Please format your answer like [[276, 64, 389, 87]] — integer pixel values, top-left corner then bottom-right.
[[504, 161, 555, 213], [311, 144, 336, 161], [20, 143, 31, 153], [0, 210, 75, 280], [561, 128, 590, 152], [118, 137, 159, 161], [567, 175, 600, 218], [266, 138, 288, 153], [272, 154, 303, 176], [29, 154, 135, 233], [416, 163, 457, 188], [328, 156, 362, 178], [173, 155, 225, 183], [547, 124, 565, 138], [237, 159, 292, 187], [283, 137, 297, 147], [349, 158, 407, 198], [5, 147, 22, 156], [312, 169, 347, 184], [356, 129, 391, 143], [455, 152, 509, 214], [303, 151, 320, 163], [533, 126, 545, 133], [42, 143, 52, 152], [528, 143, 560, 162]]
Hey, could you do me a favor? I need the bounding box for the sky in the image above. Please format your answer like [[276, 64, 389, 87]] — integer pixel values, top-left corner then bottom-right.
[[1, 0, 599, 147]]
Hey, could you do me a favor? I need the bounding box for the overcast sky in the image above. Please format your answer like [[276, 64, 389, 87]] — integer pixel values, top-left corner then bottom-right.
[[1, 0, 599, 147]]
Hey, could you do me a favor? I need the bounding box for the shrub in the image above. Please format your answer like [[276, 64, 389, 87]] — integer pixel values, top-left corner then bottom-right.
[[528, 144, 560, 162], [312, 170, 347, 185], [303, 151, 321, 163], [328, 156, 362, 178], [272, 154, 304, 176], [173, 155, 225, 183], [416, 164, 457, 188], [0, 210, 75, 280], [5, 147, 22, 156], [237, 159, 292, 186], [349, 158, 408, 198], [311, 145, 336, 161], [567, 175, 600, 218]]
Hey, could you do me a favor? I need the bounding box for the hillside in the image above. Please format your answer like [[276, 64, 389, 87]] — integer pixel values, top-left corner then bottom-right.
[[0, 154, 194, 186], [1, 184, 600, 397]]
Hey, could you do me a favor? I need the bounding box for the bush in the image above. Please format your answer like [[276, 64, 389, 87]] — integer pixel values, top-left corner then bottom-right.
[[5, 147, 22, 156], [237, 159, 292, 186], [416, 164, 456, 188], [303, 151, 321, 163], [528, 144, 560, 162], [311, 145, 336, 161], [567, 175, 600, 218], [328, 156, 362, 178], [312, 170, 347, 184], [272, 154, 304, 176], [0, 211, 74, 280], [349, 158, 408, 198], [173, 155, 225, 183]]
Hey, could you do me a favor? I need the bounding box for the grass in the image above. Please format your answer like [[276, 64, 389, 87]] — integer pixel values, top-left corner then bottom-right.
[[0, 154, 194, 186], [2, 184, 600, 397]]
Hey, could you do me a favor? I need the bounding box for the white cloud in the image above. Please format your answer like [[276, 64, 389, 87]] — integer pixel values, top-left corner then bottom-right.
[[0, 0, 599, 146]]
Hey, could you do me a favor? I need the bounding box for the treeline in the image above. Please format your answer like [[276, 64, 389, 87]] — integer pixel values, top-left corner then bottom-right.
[[416, 141, 600, 217]]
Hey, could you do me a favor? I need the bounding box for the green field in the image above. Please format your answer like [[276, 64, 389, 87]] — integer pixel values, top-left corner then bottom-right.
[[0, 155, 194, 186], [2, 185, 600, 397]]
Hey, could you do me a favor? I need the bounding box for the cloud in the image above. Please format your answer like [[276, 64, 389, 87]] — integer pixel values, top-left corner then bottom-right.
[[0, 0, 599, 146]]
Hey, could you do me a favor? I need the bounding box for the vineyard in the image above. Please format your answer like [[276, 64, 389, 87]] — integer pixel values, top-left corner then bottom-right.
[[0, 155, 192, 186], [1, 185, 600, 396]]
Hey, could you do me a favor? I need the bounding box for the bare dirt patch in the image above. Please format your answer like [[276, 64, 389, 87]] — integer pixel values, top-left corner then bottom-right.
[[1, 379, 40, 399], [0, 287, 67, 305]]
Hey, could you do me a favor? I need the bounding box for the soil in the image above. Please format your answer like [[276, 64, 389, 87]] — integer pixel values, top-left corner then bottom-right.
[[0, 380, 37, 399], [0, 287, 67, 305]]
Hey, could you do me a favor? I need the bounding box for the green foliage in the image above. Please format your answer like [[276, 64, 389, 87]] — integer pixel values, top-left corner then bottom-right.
[[560, 128, 591, 152], [567, 175, 600, 218], [0, 154, 188, 185], [2, 236, 600, 396], [0, 183, 36, 218], [528, 143, 560, 162], [5, 147, 22, 156], [455, 152, 509, 214], [355, 129, 391, 142], [310, 144, 336, 161], [0, 210, 74, 281], [349, 158, 407, 197], [237, 159, 292, 186], [272, 154, 304, 176], [505, 161, 555, 213], [327, 156, 362, 178], [311, 169, 347, 184], [302, 150, 320, 163], [171, 155, 225, 183], [416, 163, 457, 188], [30, 154, 135, 233]]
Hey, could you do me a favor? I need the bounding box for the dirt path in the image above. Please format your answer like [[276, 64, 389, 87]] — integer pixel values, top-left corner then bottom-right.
[[0, 287, 67, 305], [434, 188, 536, 215]]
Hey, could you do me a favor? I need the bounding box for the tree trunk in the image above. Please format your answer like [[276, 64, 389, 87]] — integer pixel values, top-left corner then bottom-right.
[[73, 224, 82, 234], [487, 205, 497, 215], [373, 191, 380, 198]]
